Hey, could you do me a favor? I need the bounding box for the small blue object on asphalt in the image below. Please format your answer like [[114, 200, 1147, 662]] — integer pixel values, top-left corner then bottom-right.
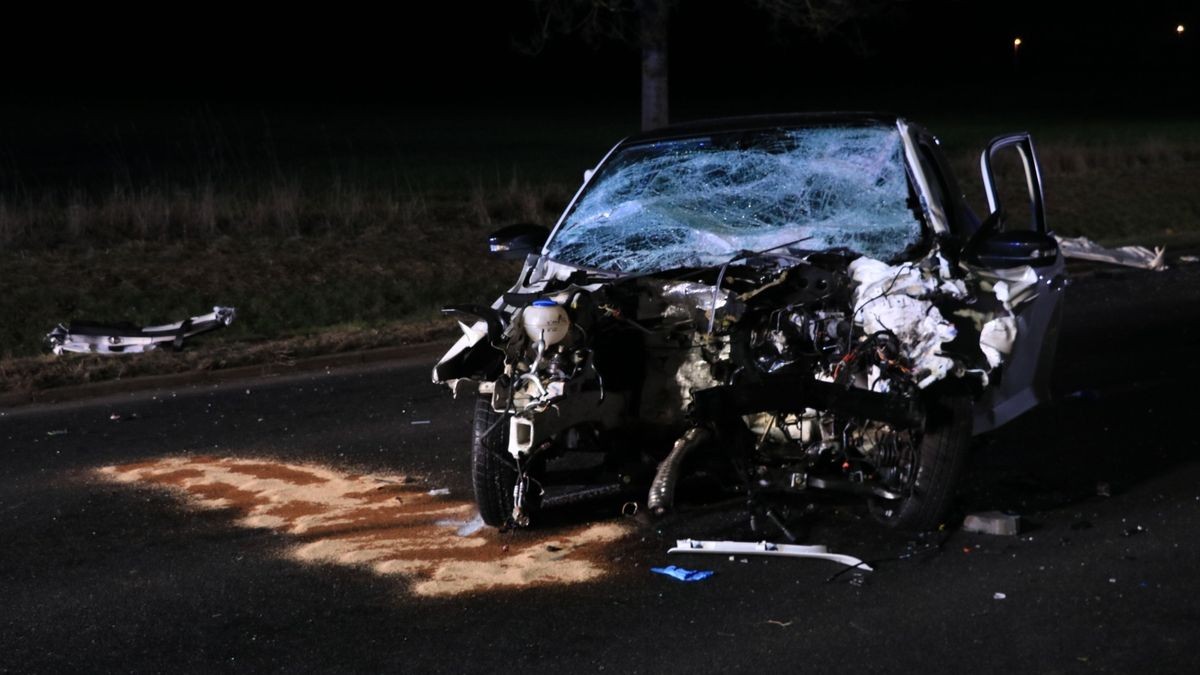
[[651, 565, 714, 582]]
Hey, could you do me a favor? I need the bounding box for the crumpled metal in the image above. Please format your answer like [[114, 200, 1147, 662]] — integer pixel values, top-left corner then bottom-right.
[[46, 306, 236, 355]]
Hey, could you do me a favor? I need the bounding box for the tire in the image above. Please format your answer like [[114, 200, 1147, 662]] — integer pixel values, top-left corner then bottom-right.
[[869, 395, 972, 531], [471, 395, 517, 527]]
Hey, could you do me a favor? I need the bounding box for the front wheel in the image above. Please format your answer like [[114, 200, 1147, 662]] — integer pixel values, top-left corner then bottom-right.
[[471, 395, 517, 527], [869, 395, 973, 530]]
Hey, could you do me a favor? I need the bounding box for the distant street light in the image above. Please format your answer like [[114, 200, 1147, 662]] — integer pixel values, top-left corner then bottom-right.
[[1012, 37, 1022, 66], [1177, 24, 1186, 35], [1013, 37, 1022, 51]]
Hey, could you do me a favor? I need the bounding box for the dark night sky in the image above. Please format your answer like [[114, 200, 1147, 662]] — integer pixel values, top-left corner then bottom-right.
[[3, 1, 1194, 113]]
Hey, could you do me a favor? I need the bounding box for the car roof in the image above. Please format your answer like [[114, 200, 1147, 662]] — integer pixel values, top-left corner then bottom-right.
[[624, 112, 904, 144]]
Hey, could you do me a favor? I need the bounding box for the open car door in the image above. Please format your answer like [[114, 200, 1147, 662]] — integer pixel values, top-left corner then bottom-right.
[[968, 133, 1067, 434]]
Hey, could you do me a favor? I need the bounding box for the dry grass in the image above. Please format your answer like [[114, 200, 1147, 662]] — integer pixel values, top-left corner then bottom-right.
[[947, 137, 1200, 242], [0, 178, 571, 369], [0, 177, 573, 249]]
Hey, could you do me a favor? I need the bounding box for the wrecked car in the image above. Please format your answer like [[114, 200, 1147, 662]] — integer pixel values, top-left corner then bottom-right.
[[434, 113, 1064, 533]]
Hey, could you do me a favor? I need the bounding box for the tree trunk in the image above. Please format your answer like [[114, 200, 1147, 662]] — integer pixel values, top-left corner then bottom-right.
[[638, 0, 669, 131]]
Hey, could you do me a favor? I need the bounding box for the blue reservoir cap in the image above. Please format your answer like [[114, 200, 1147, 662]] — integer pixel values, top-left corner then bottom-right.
[[532, 299, 558, 307]]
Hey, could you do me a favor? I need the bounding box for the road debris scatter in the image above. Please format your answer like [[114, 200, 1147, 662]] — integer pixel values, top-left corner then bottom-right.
[[96, 456, 630, 596], [962, 511, 1021, 536]]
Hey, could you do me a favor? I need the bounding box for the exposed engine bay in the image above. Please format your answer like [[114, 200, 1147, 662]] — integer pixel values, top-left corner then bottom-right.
[[435, 246, 1034, 532]]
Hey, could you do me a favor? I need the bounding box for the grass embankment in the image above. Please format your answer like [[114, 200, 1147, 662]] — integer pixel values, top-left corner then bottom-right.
[[0, 180, 567, 395], [2, 117, 1199, 397]]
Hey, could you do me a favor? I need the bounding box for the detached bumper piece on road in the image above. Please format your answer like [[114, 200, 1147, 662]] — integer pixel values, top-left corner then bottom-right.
[[46, 306, 237, 355], [668, 539, 872, 571]]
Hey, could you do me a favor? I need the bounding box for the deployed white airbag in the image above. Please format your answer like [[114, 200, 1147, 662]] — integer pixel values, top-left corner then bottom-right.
[[849, 258, 963, 388]]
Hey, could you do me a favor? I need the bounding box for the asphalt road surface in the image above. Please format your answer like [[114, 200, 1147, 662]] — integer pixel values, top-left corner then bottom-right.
[[3, 260, 1200, 674]]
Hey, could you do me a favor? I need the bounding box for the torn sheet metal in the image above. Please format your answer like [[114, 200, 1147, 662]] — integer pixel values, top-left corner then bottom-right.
[[46, 306, 236, 355], [668, 539, 872, 571], [969, 264, 1040, 311], [1056, 235, 1166, 271], [655, 280, 745, 329]]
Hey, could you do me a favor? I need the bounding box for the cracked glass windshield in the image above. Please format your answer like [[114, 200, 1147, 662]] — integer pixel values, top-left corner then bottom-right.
[[544, 124, 923, 274]]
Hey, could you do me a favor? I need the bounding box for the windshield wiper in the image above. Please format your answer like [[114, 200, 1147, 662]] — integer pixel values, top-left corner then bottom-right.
[[669, 235, 815, 282]]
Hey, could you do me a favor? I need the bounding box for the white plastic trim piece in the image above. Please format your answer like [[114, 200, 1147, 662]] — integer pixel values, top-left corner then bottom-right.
[[668, 539, 872, 571]]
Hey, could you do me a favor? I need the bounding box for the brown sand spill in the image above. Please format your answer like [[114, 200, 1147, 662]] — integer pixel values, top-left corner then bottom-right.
[[96, 456, 630, 596]]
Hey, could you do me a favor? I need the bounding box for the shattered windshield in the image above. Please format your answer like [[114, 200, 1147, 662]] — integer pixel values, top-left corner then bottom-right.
[[544, 124, 923, 274]]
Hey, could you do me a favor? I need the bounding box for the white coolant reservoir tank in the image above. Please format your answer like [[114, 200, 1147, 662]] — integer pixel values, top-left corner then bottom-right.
[[522, 300, 570, 345]]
